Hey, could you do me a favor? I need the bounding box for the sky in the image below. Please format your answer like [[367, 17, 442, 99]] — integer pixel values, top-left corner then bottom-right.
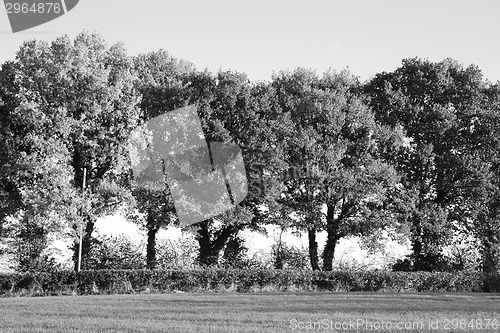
[[1, 0, 500, 83]]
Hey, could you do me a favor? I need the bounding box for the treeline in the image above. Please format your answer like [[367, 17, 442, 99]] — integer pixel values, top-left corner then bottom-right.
[[1, 31, 499, 275]]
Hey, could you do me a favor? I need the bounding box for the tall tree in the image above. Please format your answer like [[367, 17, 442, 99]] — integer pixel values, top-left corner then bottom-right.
[[189, 70, 287, 266], [273, 68, 403, 271], [271, 68, 327, 270], [1, 32, 141, 270], [365, 58, 490, 271], [130, 50, 195, 269], [0, 56, 79, 271]]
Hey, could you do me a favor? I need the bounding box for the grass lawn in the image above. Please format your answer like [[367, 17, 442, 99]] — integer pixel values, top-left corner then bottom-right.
[[0, 292, 499, 332]]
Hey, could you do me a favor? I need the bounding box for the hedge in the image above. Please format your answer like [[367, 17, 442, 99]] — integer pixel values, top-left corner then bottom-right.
[[0, 269, 498, 297]]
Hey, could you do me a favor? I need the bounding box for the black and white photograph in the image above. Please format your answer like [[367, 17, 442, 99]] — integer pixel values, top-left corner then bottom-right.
[[1, 1, 500, 332]]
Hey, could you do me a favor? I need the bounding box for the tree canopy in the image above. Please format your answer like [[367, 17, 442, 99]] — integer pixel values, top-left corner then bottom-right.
[[1, 33, 500, 274]]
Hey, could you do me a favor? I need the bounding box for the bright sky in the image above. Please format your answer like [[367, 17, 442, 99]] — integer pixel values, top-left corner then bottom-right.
[[1, 0, 500, 83]]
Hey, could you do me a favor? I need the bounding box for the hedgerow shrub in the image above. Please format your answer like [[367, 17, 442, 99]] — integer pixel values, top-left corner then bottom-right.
[[0, 269, 496, 297], [86, 234, 145, 270]]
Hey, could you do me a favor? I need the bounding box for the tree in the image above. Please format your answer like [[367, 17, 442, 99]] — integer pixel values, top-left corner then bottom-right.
[[129, 50, 195, 269], [0, 56, 80, 271], [177, 74, 291, 268], [365, 58, 491, 271], [1, 32, 141, 270], [271, 68, 327, 270], [129, 61, 255, 268], [156, 70, 287, 267], [273, 68, 403, 271]]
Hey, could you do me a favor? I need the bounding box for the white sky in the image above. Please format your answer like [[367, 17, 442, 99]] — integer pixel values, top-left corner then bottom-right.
[[91, 216, 410, 269], [1, 0, 500, 83]]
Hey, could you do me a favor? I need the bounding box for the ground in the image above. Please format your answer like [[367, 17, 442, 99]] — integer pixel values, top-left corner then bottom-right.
[[0, 292, 499, 332]]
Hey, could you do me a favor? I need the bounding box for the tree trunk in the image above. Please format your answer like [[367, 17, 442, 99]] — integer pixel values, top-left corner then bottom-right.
[[81, 218, 95, 270], [322, 204, 341, 271], [411, 238, 423, 270], [482, 228, 499, 275], [274, 228, 286, 269], [196, 219, 237, 266], [146, 225, 160, 270], [197, 220, 216, 266], [274, 244, 284, 269], [307, 227, 320, 271], [482, 248, 497, 275], [322, 234, 339, 271], [411, 215, 426, 271], [73, 216, 95, 271]]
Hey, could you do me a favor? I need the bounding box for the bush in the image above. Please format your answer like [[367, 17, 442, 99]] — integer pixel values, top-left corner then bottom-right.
[[86, 234, 145, 270], [0, 268, 494, 297], [155, 236, 198, 270], [271, 243, 310, 270]]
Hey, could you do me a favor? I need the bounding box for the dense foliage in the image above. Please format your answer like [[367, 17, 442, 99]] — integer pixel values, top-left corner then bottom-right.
[[1, 32, 500, 280]]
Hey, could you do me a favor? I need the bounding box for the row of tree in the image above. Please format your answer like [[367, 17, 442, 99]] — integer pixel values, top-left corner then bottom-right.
[[1, 32, 499, 273]]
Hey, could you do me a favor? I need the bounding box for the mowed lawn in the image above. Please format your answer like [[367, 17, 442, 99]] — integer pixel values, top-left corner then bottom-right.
[[0, 293, 499, 332]]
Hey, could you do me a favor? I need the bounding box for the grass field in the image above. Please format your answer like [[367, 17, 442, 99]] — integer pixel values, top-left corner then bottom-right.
[[0, 292, 499, 332]]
